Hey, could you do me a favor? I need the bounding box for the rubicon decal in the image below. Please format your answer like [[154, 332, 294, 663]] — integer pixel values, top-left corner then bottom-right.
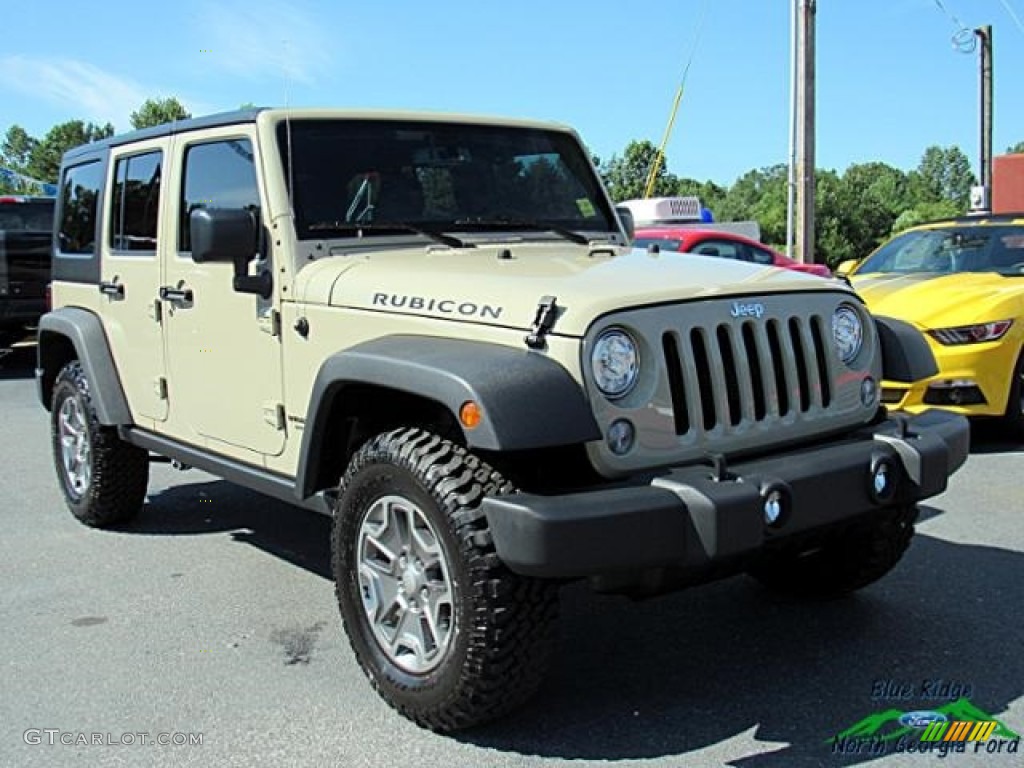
[[371, 293, 504, 320]]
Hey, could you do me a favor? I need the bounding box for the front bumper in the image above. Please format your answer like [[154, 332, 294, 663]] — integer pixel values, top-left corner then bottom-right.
[[880, 338, 1019, 417], [483, 409, 969, 579]]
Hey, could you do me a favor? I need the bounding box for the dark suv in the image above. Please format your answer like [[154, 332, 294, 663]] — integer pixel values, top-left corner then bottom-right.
[[1, 195, 54, 333]]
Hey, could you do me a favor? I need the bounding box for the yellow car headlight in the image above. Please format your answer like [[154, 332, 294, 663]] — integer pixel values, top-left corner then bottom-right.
[[928, 320, 1013, 345]]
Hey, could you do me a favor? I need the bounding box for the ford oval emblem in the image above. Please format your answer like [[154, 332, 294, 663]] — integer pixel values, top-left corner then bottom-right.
[[898, 711, 948, 729]]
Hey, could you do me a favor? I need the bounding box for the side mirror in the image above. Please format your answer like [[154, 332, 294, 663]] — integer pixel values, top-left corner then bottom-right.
[[615, 205, 635, 242], [835, 259, 860, 277], [190, 208, 272, 299]]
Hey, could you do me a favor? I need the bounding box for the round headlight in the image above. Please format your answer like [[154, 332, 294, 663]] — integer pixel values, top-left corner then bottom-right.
[[591, 329, 639, 399], [832, 304, 864, 365]]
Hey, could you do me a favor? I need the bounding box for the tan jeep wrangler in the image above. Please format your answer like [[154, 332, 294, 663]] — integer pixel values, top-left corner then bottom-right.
[[37, 108, 969, 731]]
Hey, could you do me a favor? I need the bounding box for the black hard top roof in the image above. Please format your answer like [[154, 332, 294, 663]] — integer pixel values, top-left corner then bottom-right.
[[62, 108, 266, 163]]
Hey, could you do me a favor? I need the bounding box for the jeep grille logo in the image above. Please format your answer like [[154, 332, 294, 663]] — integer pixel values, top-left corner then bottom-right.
[[730, 301, 766, 319]]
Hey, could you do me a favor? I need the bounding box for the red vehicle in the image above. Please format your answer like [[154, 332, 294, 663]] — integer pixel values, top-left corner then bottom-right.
[[633, 227, 833, 278]]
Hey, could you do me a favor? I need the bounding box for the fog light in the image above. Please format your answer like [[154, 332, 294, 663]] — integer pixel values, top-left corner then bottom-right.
[[760, 482, 790, 528], [923, 380, 986, 406], [606, 419, 635, 455], [868, 457, 898, 503], [860, 376, 878, 407]]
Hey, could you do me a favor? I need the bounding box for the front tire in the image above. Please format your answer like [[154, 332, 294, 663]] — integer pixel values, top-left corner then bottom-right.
[[1003, 348, 1024, 439], [748, 506, 918, 599], [50, 361, 149, 527], [332, 428, 558, 731]]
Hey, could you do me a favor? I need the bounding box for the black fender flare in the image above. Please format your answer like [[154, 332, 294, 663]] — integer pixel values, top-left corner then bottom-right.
[[874, 315, 939, 383], [295, 335, 600, 499], [36, 307, 132, 425]]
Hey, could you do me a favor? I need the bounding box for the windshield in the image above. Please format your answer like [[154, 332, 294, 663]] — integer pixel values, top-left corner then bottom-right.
[[857, 225, 1024, 277], [276, 119, 618, 241]]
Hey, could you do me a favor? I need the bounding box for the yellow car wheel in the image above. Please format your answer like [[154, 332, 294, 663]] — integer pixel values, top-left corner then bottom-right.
[[1006, 349, 1024, 438]]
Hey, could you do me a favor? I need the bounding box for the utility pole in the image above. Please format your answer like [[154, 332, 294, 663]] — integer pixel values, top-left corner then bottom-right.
[[977, 25, 993, 209], [795, 0, 816, 263], [785, 0, 798, 259]]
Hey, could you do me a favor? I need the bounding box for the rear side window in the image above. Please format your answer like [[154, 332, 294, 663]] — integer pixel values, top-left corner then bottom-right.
[[110, 151, 162, 251], [633, 237, 683, 251], [179, 139, 259, 252], [58, 161, 103, 254]]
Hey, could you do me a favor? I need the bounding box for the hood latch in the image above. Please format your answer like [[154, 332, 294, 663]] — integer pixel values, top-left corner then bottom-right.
[[525, 295, 559, 350]]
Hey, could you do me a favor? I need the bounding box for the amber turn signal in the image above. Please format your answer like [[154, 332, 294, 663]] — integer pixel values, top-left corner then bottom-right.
[[459, 401, 482, 429]]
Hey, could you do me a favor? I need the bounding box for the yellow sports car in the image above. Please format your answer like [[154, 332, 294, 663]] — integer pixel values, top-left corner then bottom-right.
[[840, 214, 1024, 435]]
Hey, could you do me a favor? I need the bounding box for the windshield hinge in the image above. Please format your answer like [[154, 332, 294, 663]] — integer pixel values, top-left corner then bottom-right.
[[525, 295, 559, 350]]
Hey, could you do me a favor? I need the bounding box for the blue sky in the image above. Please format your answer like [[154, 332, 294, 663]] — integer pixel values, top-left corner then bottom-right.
[[1, 0, 1022, 185]]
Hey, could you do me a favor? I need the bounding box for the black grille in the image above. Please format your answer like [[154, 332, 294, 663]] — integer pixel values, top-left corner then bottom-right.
[[661, 315, 833, 436]]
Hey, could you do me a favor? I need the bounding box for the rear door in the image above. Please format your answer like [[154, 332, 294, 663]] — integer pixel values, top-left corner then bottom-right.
[[98, 142, 169, 423]]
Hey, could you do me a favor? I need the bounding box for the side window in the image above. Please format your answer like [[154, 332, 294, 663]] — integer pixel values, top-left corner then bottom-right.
[[58, 161, 103, 255], [749, 245, 775, 265], [693, 239, 742, 260], [633, 237, 683, 251], [179, 138, 259, 253], [110, 151, 162, 251]]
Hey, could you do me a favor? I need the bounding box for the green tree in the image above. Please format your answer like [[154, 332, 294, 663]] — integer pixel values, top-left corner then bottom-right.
[[815, 169, 857, 265], [834, 162, 910, 259], [0, 125, 41, 193], [129, 97, 191, 130], [25, 121, 114, 183], [891, 200, 960, 233], [601, 140, 679, 201], [910, 145, 975, 209], [1007, 141, 1024, 154], [718, 164, 789, 245], [1, 125, 38, 173]]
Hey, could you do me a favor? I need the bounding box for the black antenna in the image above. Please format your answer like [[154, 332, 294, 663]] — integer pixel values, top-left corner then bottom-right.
[[283, 38, 295, 217]]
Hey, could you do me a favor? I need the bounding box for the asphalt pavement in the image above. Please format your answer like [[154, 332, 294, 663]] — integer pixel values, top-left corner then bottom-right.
[[1, 337, 1022, 768]]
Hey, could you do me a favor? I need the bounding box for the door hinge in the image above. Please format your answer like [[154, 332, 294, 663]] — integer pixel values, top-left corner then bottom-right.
[[259, 309, 281, 337], [263, 402, 286, 430], [149, 298, 163, 323], [155, 377, 168, 400]]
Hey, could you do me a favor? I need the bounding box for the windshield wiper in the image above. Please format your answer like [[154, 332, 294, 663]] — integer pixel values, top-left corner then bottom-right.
[[308, 222, 471, 249], [453, 217, 591, 245]]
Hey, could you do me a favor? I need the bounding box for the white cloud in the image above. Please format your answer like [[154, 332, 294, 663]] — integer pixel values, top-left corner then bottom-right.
[[0, 56, 152, 127], [195, 0, 332, 86]]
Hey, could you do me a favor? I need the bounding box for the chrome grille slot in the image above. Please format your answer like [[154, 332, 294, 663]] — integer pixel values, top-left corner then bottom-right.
[[811, 316, 832, 407], [661, 332, 690, 435], [690, 328, 716, 431], [789, 317, 811, 412]]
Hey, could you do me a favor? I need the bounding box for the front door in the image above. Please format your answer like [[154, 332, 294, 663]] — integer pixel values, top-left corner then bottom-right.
[[160, 129, 285, 457]]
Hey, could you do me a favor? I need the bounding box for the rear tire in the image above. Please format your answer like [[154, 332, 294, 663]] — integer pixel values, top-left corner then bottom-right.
[[50, 361, 149, 527], [748, 506, 918, 599], [332, 427, 558, 731]]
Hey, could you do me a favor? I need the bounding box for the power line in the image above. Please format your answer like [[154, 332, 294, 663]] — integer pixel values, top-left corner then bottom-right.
[[995, 0, 1024, 36], [931, 0, 977, 51]]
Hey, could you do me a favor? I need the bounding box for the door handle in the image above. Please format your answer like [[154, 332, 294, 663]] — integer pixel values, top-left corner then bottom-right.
[[159, 286, 194, 304], [98, 280, 124, 297]]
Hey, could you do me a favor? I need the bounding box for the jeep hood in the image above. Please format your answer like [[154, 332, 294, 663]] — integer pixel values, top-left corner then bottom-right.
[[298, 244, 852, 337], [850, 271, 1024, 329]]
